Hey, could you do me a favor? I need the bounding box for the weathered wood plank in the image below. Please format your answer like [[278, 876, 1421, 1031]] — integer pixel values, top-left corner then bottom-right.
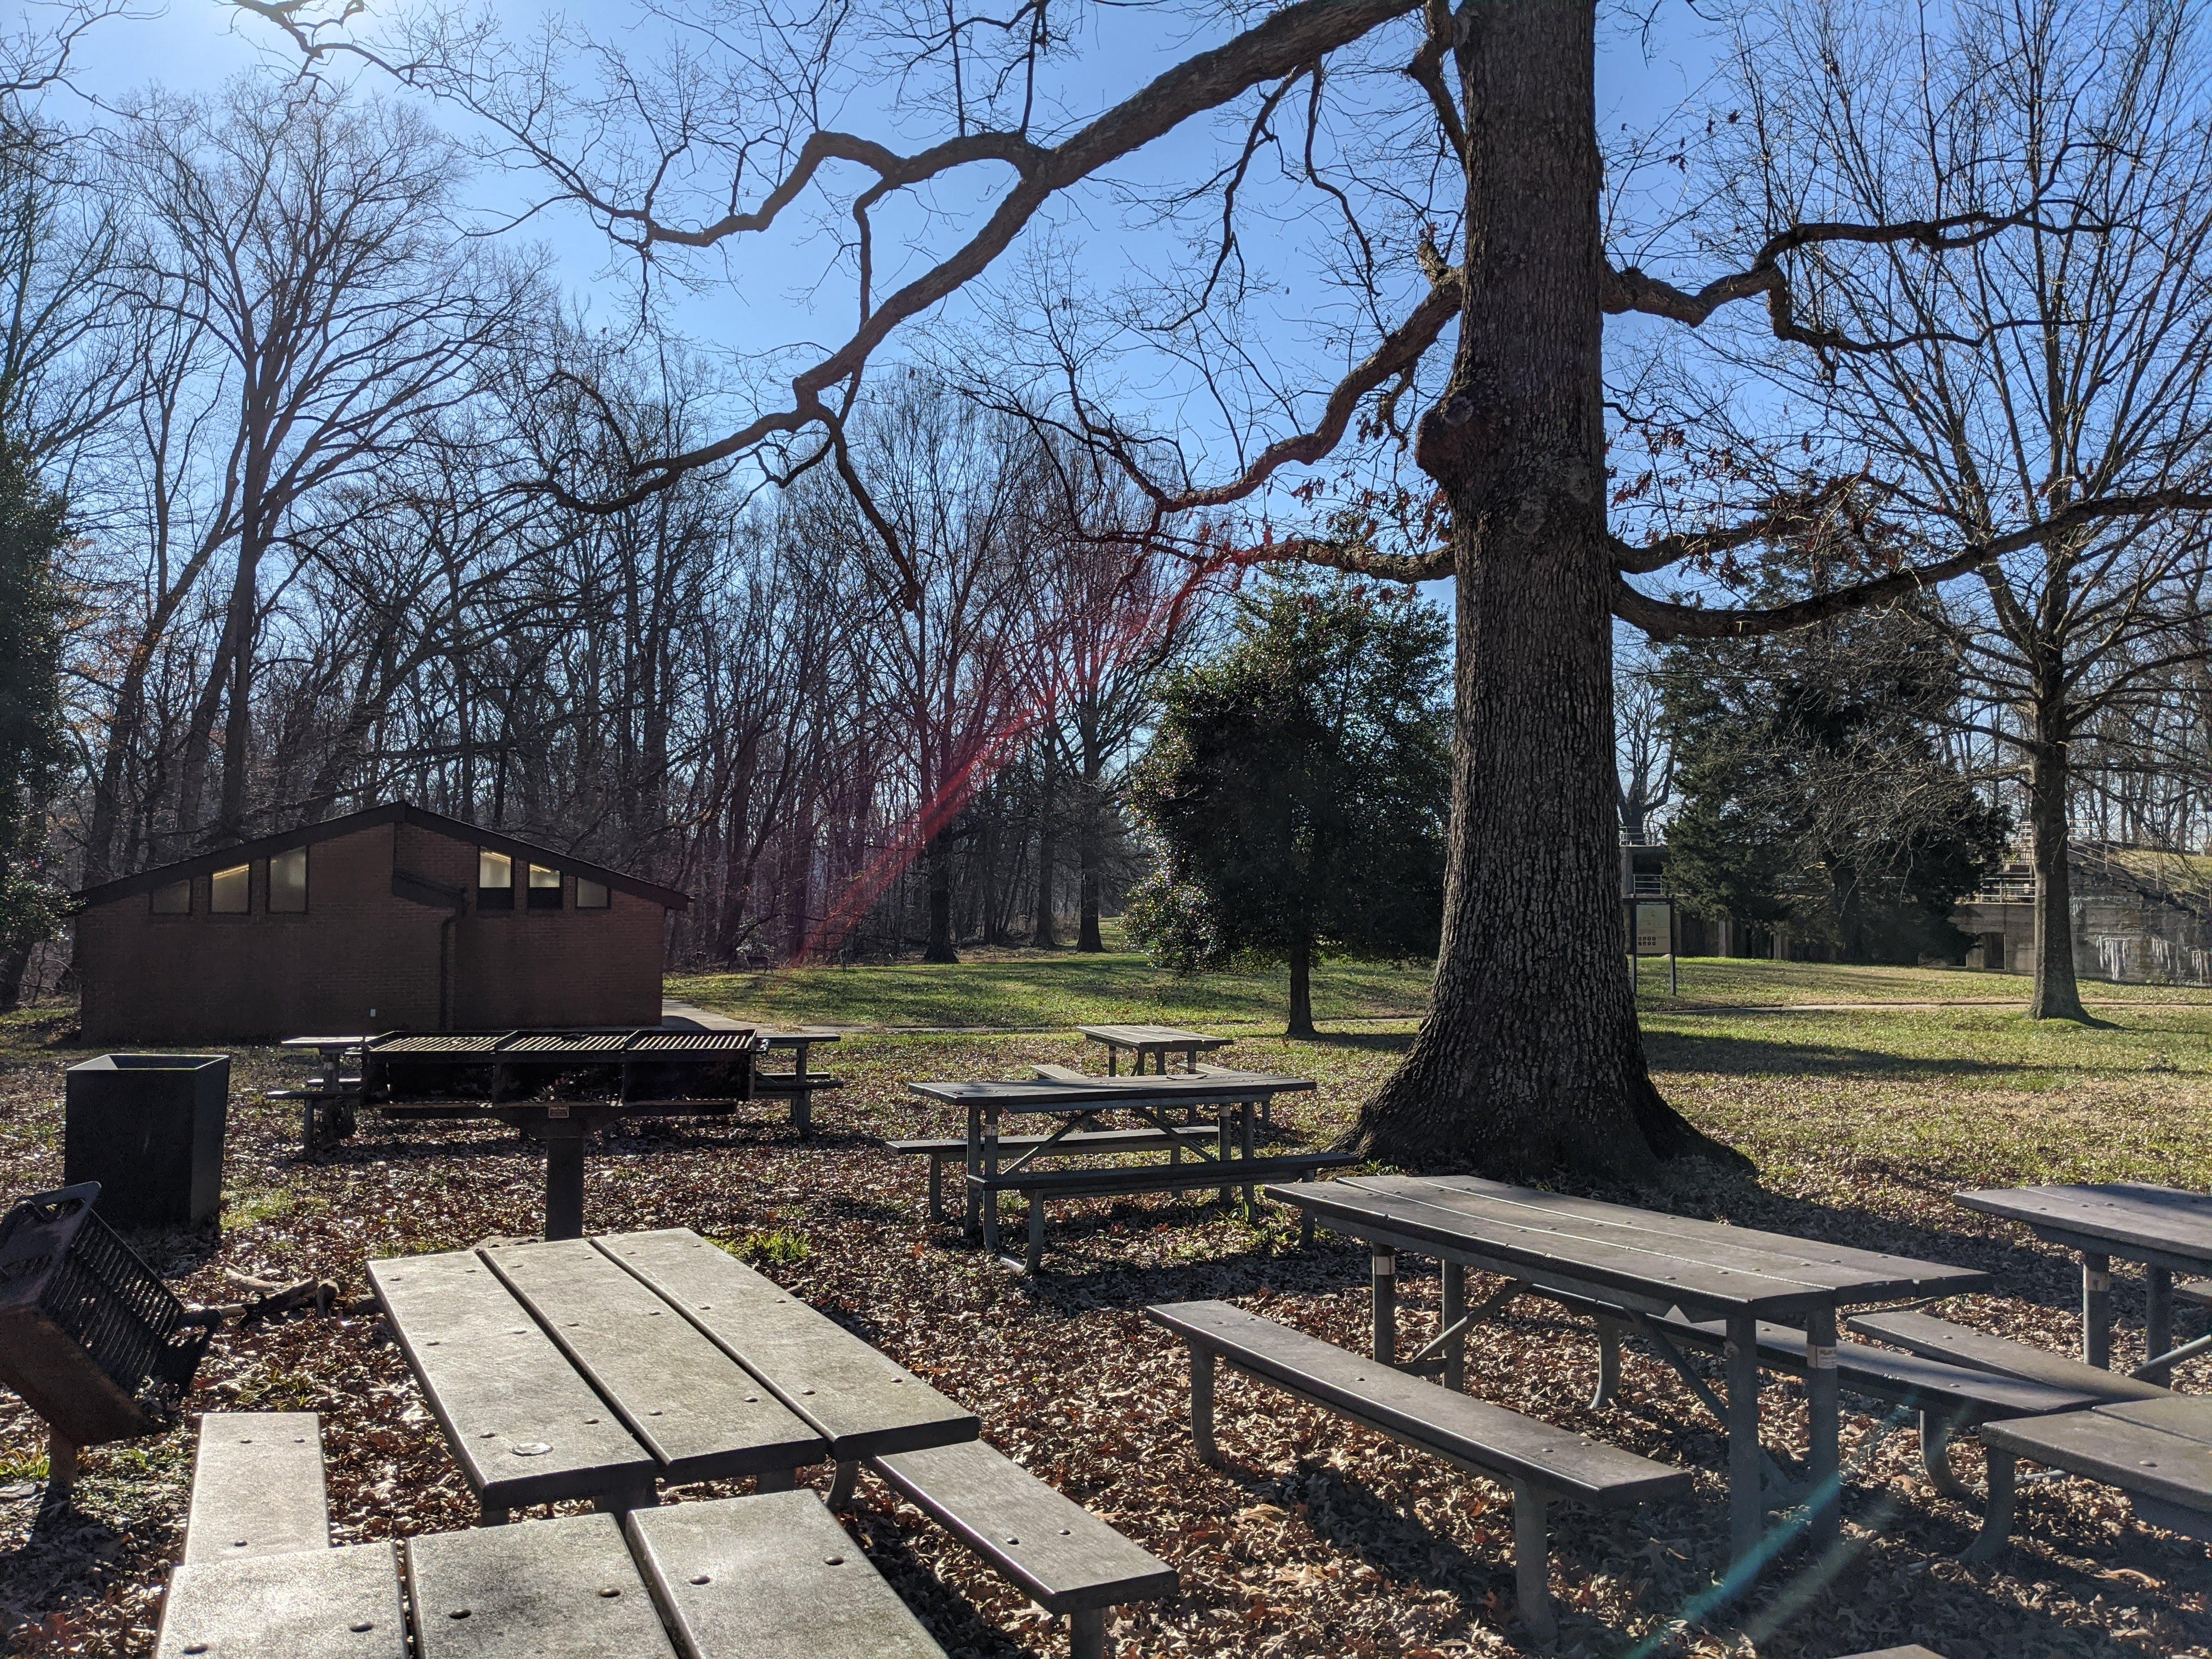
[[1844, 1311, 2171, 1403], [367, 1250, 654, 1512], [1404, 1176, 1987, 1300], [407, 1511, 677, 1659], [988, 1154, 1357, 1199], [908, 1075, 1312, 1114], [183, 1412, 328, 1564], [1955, 1184, 2212, 1262], [1649, 1315, 2100, 1418], [477, 1238, 825, 1482], [887, 1128, 1214, 1158], [1147, 1300, 1689, 1505], [1266, 1181, 1832, 1317], [626, 1490, 946, 1659], [596, 1229, 977, 1461], [870, 1439, 1177, 1614], [1983, 1398, 2212, 1515], [156, 1542, 405, 1659]]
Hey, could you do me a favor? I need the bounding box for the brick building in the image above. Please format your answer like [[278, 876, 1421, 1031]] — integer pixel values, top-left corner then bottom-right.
[[73, 803, 690, 1043]]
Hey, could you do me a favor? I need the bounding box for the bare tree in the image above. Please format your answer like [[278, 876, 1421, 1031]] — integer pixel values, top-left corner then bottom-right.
[[1669, 0, 2212, 1018], [1615, 646, 1674, 844], [238, 0, 2212, 1176], [116, 74, 539, 845]]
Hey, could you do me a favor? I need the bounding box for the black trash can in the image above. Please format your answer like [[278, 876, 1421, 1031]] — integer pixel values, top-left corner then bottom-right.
[[63, 1054, 229, 1229]]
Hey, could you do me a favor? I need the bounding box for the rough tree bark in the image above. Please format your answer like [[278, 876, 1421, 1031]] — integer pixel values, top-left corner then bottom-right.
[[2025, 689, 2087, 1020], [924, 831, 960, 963], [1287, 935, 1314, 1037], [1348, 2, 1736, 1176]]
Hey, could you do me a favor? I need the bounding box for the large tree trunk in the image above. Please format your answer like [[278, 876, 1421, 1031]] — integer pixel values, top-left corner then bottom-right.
[[1287, 935, 1314, 1037], [924, 832, 959, 963], [1350, 1, 1737, 1179], [2026, 711, 2088, 1020]]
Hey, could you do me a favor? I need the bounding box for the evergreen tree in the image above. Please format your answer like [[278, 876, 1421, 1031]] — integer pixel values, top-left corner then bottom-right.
[[1660, 605, 2008, 963], [0, 438, 66, 1008], [1126, 572, 1449, 1034]]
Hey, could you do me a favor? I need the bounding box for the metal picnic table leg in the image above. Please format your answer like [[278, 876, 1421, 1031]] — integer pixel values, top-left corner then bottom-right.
[[2146, 1266, 2175, 1385], [1217, 1102, 1233, 1209], [1239, 1099, 1256, 1218], [540, 1120, 587, 1241], [964, 1102, 983, 1242], [1441, 1261, 1466, 1392], [2083, 1252, 2113, 1368], [1725, 1312, 1763, 1568], [982, 1105, 1002, 1255], [1372, 1246, 1398, 1364], [1805, 1305, 1841, 1553]]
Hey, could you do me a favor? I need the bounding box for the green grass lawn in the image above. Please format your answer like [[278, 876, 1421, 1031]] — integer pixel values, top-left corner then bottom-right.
[[670, 948, 2212, 1033]]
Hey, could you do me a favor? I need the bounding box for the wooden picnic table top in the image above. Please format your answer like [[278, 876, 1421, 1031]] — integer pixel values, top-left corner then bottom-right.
[[157, 1494, 947, 1659], [1955, 1182, 2212, 1265], [761, 1028, 842, 1043], [367, 1228, 975, 1513], [1075, 1024, 1232, 1049], [1267, 1174, 1987, 1320], [907, 1069, 1315, 1112]]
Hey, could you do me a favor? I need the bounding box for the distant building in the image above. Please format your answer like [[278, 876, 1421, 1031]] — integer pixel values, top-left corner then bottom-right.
[[73, 802, 690, 1043], [1955, 841, 2212, 985]]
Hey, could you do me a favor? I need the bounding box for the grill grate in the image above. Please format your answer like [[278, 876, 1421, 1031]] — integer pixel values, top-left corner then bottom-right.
[[0, 1184, 207, 1443]]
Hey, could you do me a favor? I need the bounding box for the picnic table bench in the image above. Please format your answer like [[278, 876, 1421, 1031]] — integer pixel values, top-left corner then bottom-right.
[[1268, 1174, 1988, 1571], [907, 1069, 1344, 1272], [1146, 1299, 1689, 1640]]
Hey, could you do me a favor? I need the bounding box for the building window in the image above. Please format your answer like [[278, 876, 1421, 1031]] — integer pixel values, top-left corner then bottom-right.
[[527, 863, 563, 910], [575, 877, 610, 910], [150, 878, 191, 915], [269, 845, 307, 912], [210, 864, 250, 913], [478, 848, 514, 910]]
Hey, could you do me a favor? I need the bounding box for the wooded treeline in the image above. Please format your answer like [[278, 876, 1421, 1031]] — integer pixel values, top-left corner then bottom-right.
[[1, 75, 1208, 994]]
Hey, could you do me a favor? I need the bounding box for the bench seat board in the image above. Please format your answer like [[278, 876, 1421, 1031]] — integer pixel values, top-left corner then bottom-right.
[[183, 1411, 329, 1564], [887, 1128, 1216, 1156], [156, 1542, 406, 1659], [1982, 1397, 2212, 1516], [367, 1251, 657, 1511], [596, 1229, 978, 1460], [1649, 1316, 2101, 1418], [985, 1154, 1357, 1198], [406, 1511, 678, 1659], [1837, 1649, 1948, 1658], [1843, 1311, 2171, 1403], [626, 1490, 948, 1659], [479, 1239, 826, 1481], [869, 1440, 1178, 1614], [1147, 1301, 1688, 1506]]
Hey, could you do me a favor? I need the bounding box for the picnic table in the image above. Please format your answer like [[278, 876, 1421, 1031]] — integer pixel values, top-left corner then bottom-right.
[[367, 1227, 978, 1522], [1076, 1024, 1232, 1076], [155, 1494, 949, 1659], [906, 1069, 1341, 1271], [1956, 1183, 2212, 1384], [1267, 1174, 1987, 1569]]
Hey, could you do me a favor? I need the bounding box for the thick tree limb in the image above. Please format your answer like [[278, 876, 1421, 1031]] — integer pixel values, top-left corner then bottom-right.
[[1610, 476, 1876, 574], [1243, 534, 1454, 582], [1602, 208, 2061, 353], [1151, 269, 1463, 514], [1617, 489, 2212, 639]]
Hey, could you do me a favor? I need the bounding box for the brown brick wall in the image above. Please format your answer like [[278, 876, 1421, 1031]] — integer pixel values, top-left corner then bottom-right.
[[78, 822, 670, 1043]]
